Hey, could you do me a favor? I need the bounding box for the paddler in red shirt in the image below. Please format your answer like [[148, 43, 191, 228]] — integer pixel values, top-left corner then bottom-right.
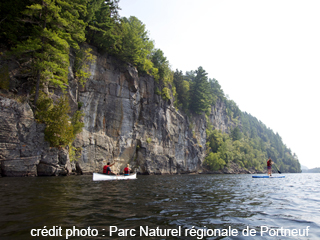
[[267, 158, 273, 176], [103, 161, 116, 175], [123, 164, 131, 176]]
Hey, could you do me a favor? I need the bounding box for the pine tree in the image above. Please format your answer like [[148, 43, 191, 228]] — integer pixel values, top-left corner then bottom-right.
[[12, 0, 86, 107], [173, 69, 189, 112], [151, 49, 170, 82], [85, 0, 120, 54], [119, 16, 156, 75], [189, 66, 210, 114]]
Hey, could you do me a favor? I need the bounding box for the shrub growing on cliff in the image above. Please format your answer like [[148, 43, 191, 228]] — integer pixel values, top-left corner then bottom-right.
[[35, 92, 54, 121], [74, 47, 96, 87], [69, 144, 82, 162], [36, 92, 84, 147], [71, 109, 85, 137], [161, 87, 171, 101], [43, 95, 74, 147]]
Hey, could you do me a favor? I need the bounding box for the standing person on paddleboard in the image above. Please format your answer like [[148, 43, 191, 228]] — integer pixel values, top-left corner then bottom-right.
[[267, 158, 273, 176]]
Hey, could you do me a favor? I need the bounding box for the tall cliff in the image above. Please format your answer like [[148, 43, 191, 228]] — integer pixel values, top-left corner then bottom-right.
[[71, 52, 207, 175], [0, 49, 237, 177]]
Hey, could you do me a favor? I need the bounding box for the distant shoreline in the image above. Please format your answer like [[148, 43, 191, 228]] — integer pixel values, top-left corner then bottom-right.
[[302, 167, 320, 173]]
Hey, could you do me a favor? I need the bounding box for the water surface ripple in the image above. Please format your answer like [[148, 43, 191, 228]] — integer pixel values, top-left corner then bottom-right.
[[1, 173, 319, 239]]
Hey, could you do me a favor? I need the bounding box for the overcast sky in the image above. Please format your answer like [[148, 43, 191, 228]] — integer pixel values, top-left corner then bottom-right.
[[119, 0, 320, 169]]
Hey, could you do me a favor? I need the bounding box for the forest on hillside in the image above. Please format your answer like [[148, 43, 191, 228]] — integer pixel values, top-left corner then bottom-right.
[[302, 168, 320, 173], [0, 0, 301, 173]]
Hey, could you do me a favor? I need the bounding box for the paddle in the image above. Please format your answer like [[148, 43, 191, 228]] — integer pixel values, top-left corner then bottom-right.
[[273, 164, 281, 174]]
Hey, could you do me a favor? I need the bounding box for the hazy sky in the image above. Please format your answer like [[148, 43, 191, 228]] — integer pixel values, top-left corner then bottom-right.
[[119, 0, 320, 169]]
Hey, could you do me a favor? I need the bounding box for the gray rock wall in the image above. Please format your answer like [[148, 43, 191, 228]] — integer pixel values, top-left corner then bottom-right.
[[0, 96, 71, 176], [73, 53, 206, 174], [209, 99, 238, 134]]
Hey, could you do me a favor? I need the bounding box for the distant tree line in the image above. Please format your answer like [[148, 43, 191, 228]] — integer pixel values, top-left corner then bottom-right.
[[0, 0, 301, 172], [302, 168, 320, 173]]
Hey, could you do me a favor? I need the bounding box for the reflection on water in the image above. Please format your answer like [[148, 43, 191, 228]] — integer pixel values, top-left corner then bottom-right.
[[1, 173, 320, 239]]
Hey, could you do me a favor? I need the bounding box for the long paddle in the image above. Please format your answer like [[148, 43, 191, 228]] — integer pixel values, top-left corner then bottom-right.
[[273, 164, 281, 174]]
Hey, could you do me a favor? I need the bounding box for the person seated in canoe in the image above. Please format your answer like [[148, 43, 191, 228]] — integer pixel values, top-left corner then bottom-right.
[[123, 164, 131, 176], [103, 161, 116, 175], [267, 158, 273, 176]]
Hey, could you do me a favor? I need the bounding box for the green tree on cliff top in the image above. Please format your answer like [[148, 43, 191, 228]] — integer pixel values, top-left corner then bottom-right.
[[119, 16, 157, 75], [189, 66, 210, 114], [173, 69, 190, 112], [85, 0, 121, 54], [12, 0, 86, 106]]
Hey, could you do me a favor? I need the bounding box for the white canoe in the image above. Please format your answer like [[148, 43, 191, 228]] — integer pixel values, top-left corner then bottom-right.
[[93, 173, 137, 181]]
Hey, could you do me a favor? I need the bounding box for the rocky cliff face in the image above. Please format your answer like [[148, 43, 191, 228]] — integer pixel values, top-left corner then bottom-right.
[[0, 51, 207, 176], [0, 96, 71, 176], [0, 49, 239, 177], [71, 53, 206, 175], [209, 99, 239, 134]]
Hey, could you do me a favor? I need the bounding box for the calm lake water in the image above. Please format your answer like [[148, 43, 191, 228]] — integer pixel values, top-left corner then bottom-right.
[[1, 173, 319, 240]]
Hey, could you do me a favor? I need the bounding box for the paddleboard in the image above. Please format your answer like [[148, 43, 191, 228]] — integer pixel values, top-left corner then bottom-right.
[[252, 175, 285, 178]]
